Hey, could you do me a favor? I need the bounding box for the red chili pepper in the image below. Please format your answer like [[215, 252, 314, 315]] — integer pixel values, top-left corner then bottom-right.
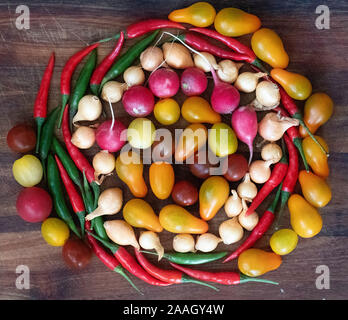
[[170, 262, 278, 285], [90, 31, 125, 95], [126, 19, 185, 39], [223, 183, 283, 263], [34, 52, 55, 153], [134, 249, 218, 290]]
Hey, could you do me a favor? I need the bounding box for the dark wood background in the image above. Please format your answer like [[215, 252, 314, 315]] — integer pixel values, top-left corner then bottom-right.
[[1, 0, 347, 300]]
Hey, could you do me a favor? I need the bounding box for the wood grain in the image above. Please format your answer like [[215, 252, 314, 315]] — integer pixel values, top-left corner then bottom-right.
[[1, 0, 348, 300]]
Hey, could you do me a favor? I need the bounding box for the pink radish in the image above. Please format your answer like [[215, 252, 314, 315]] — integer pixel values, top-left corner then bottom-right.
[[180, 67, 207, 96], [122, 85, 154, 117], [231, 105, 258, 165], [148, 68, 180, 98]]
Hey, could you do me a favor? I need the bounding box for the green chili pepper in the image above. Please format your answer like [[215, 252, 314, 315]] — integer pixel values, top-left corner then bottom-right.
[[47, 154, 81, 238], [69, 49, 97, 123], [100, 30, 159, 90], [141, 250, 228, 265]]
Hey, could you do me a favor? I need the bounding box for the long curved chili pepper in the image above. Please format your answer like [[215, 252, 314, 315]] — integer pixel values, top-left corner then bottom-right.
[[134, 249, 218, 291], [126, 19, 185, 39], [47, 154, 81, 238], [170, 263, 278, 286], [69, 49, 97, 123], [100, 30, 159, 89], [88, 232, 170, 287], [34, 52, 55, 153], [141, 250, 227, 265], [245, 149, 288, 216], [90, 31, 125, 95], [85, 221, 142, 294], [55, 155, 86, 237], [223, 183, 283, 263]]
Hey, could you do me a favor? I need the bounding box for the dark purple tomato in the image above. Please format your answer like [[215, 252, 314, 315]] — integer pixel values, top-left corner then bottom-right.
[[188, 151, 219, 179], [7, 124, 36, 153], [223, 154, 248, 182], [62, 238, 92, 270], [172, 180, 198, 206], [152, 135, 175, 162]]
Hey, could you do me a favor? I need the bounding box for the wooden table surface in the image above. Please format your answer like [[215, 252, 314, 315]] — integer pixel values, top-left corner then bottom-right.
[[1, 0, 348, 300]]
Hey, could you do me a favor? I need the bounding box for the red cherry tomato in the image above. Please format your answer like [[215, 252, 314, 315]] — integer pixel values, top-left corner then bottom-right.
[[171, 180, 198, 206], [223, 154, 248, 181], [16, 187, 52, 222], [62, 238, 93, 270], [7, 124, 36, 153], [188, 151, 219, 179]]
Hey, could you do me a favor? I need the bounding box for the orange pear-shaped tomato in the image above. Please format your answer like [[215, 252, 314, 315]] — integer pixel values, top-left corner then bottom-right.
[[238, 248, 282, 277], [288, 194, 323, 238], [251, 28, 289, 69], [123, 199, 163, 232], [175, 123, 208, 162], [149, 161, 175, 200], [199, 176, 230, 221], [215, 8, 261, 37], [115, 150, 147, 198], [271, 68, 312, 100], [168, 2, 216, 27], [159, 204, 208, 234], [299, 93, 334, 137], [298, 170, 331, 208], [181, 96, 221, 124]]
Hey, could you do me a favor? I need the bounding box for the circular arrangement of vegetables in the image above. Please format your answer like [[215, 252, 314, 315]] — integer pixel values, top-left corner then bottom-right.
[[7, 2, 333, 293]]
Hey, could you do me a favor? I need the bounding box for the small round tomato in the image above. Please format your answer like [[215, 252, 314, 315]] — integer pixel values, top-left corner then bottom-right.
[[223, 154, 248, 181], [127, 118, 156, 149], [270, 229, 298, 255], [12, 154, 43, 187], [7, 124, 36, 153], [171, 180, 198, 206], [41, 218, 70, 247], [208, 123, 238, 157], [62, 238, 92, 270], [154, 98, 180, 125]]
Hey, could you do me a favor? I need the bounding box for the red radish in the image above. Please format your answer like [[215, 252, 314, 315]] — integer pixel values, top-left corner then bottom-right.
[[180, 67, 207, 96], [16, 187, 52, 222], [148, 68, 180, 98], [231, 106, 258, 165], [95, 119, 126, 152], [122, 85, 154, 117]]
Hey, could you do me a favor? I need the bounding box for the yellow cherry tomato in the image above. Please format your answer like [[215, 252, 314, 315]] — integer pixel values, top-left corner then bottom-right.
[[159, 204, 209, 234], [302, 135, 329, 178], [271, 68, 312, 100], [288, 194, 323, 238], [181, 96, 221, 124], [123, 199, 163, 232], [215, 7, 261, 37], [127, 118, 155, 149], [238, 248, 282, 277], [298, 170, 331, 208], [251, 28, 289, 69], [12, 154, 43, 187], [270, 229, 298, 255], [41, 218, 70, 247], [208, 123, 238, 157], [154, 98, 180, 125], [168, 2, 216, 27], [149, 161, 175, 200], [199, 176, 229, 221]]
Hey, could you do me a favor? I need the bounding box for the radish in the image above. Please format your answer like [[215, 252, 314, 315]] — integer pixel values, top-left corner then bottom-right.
[[180, 67, 208, 96], [122, 85, 154, 117], [231, 105, 258, 165], [148, 68, 180, 98]]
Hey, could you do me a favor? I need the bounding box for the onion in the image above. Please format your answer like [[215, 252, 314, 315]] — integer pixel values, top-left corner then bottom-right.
[[238, 199, 259, 231], [139, 231, 164, 261], [104, 219, 139, 249], [101, 81, 126, 103], [85, 188, 123, 220], [162, 42, 194, 69], [249, 160, 273, 184], [140, 46, 164, 72], [123, 66, 145, 87], [254, 81, 280, 108], [71, 126, 95, 149], [193, 52, 218, 72], [234, 72, 266, 93], [237, 173, 258, 201], [224, 189, 243, 217], [195, 233, 222, 253], [73, 95, 102, 125], [173, 234, 195, 253], [261, 143, 283, 164], [216, 60, 242, 83], [92, 150, 115, 184], [219, 217, 244, 245], [258, 112, 300, 142]]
